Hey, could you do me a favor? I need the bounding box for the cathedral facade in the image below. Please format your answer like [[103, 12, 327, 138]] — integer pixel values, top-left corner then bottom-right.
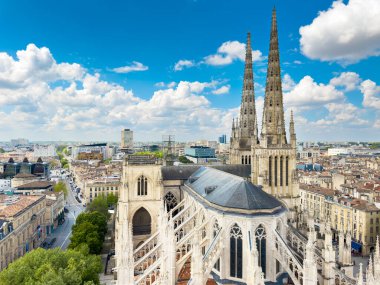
[[230, 9, 299, 211], [115, 8, 380, 285]]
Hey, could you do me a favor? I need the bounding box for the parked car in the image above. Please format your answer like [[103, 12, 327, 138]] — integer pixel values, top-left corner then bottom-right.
[[64, 207, 69, 213]]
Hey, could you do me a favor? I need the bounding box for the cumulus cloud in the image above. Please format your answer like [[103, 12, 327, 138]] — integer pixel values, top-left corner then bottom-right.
[[282, 74, 296, 92], [284, 75, 344, 108], [212, 85, 230, 95], [204, 41, 264, 66], [0, 44, 237, 140], [330, 72, 361, 91], [299, 0, 380, 64], [112, 61, 148, 73], [361, 79, 380, 110], [174, 59, 195, 71]]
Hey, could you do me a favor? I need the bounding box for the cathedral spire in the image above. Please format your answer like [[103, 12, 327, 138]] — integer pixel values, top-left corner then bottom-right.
[[261, 7, 287, 146], [237, 32, 258, 142]]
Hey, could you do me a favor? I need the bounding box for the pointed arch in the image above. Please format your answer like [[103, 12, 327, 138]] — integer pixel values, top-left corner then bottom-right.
[[164, 191, 177, 211], [132, 207, 151, 235], [137, 175, 148, 196], [255, 224, 267, 277], [230, 223, 243, 278]]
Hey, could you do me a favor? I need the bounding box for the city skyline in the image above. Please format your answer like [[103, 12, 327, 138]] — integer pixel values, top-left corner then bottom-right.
[[0, 0, 379, 141]]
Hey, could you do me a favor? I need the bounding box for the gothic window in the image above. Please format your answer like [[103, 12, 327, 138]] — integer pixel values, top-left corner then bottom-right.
[[274, 156, 278, 186], [276, 84, 279, 91], [241, 156, 244, 164], [286, 156, 289, 186], [230, 224, 243, 278], [213, 220, 221, 271], [269, 156, 272, 186], [244, 121, 247, 127], [164, 192, 177, 211], [270, 85, 273, 91], [271, 70, 273, 76], [255, 224, 267, 277], [245, 156, 248, 165], [249, 155, 251, 165], [132, 207, 151, 235], [249, 97, 252, 102], [280, 156, 283, 186], [137, 176, 148, 196]]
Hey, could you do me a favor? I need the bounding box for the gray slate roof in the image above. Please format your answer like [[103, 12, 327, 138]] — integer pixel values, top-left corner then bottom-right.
[[184, 166, 283, 212], [161, 164, 250, 180]]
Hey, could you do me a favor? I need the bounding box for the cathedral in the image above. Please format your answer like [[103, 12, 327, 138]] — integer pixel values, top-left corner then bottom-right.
[[115, 8, 380, 285]]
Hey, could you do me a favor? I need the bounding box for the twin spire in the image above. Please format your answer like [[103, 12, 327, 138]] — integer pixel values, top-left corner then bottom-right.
[[234, 7, 292, 147]]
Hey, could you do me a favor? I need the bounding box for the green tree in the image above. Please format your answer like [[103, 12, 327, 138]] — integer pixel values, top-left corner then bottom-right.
[[107, 193, 118, 207], [75, 211, 107, 240], [0, 247, 102, 285], [54, 181, 68, 197], [69, 221, 103, 254], [179, 156, 193, 164], [87, 195, 109, 217], [0, 147, 5, 153]]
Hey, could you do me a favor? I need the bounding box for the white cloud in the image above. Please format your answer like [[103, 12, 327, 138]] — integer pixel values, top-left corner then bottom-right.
[[361, 79, 380, 110], [174, 59, 195, 71], [282, 74, 296, 92], [330, 72, 361, 91], [374, 120, 380, 128], [284, 75, 344, 108], [155, 81, 176, 88], [204, 41, 264, 66], [299, 0, 380, 64], [212, 85, 230, 95], [112, 61, 148, 73]]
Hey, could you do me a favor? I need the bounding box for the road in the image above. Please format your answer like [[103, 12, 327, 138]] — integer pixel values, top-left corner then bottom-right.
[[49, 177, 85, 250]]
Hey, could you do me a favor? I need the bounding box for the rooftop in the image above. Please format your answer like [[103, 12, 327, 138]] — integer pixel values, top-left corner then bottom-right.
[[16, 181, 54, 190], [0, 194, 44, 218], [183, 167, 284, 215]]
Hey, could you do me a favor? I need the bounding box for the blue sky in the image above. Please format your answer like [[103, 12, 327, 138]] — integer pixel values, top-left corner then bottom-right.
[[0, 0, 379, 142]]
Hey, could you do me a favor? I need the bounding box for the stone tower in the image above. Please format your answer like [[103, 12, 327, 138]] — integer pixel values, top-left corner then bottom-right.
[[230, 32, 259, 165], [251, 8, 299, 210]]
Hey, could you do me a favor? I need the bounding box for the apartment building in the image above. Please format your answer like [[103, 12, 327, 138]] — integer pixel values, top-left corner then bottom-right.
[[84, 179, 120, 204], [300, 184, 380, 255], [0, 194, 46, 270]]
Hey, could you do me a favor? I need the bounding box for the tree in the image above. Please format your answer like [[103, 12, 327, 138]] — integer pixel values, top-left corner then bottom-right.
[[0, 147, 5, 153], [107, 193, 118, 207], [87, 195, 109, 217], [75, 211, 107, 240], [179, 156, 193, 164], [0, 247, 102, 285], [54, 181, 68, 197], [69, 221, 103, 254]]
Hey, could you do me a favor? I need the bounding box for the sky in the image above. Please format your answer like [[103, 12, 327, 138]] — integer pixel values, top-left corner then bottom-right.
[[0, 0, 379, 142]]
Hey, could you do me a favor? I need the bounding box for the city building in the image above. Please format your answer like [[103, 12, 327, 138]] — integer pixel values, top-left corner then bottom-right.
[[120, 129, 133, 151], [71, 143, 109, 160], [44, 191, 65, 235], [0, 158, 49, 178], [218, 134, 227, 144], [184, 146, 216, 164], [84, 179, 120, 204], [0, 194, 46, 270], [10, 138, 29, 146], [32, 144, 56, 158], [14, 181, 54, 195]]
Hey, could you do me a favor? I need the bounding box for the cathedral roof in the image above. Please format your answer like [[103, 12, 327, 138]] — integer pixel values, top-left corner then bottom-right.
[[161, 164, 251, 180], [183, 166, 284, 215]]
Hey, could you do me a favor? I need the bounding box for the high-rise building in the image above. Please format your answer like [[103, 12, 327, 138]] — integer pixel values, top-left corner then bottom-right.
[[120, 129, 133, 150], [218, 134, 227, 144]]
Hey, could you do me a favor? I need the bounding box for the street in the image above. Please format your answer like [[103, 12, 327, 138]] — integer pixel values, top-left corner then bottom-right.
[[49, 177, 85, 250]]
